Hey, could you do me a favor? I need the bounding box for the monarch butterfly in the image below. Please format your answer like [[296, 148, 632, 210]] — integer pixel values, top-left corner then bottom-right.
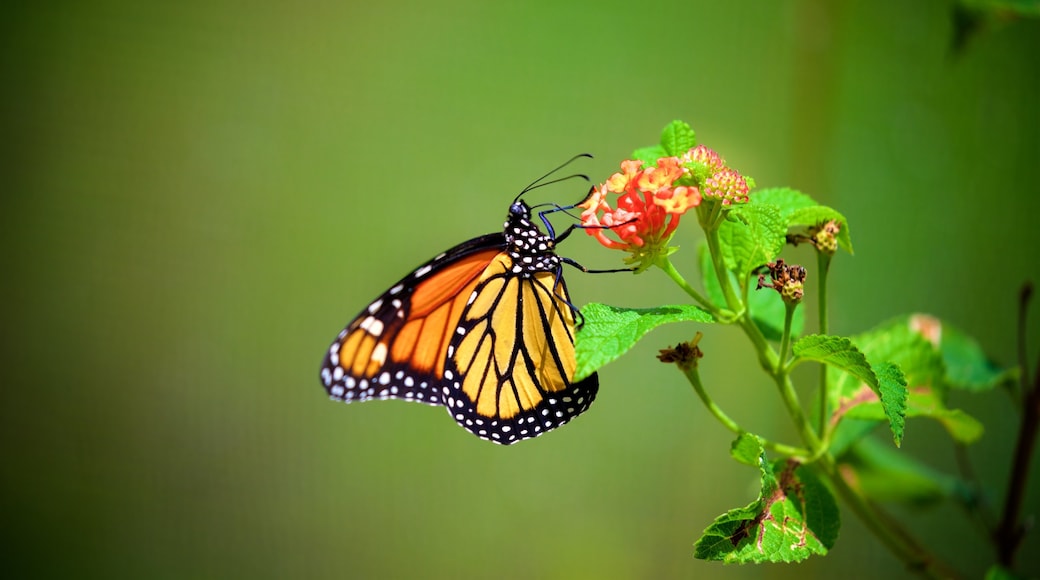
[[319, 168, 600, 445]]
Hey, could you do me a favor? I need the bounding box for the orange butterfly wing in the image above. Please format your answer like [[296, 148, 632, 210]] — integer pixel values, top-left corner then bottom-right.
[[441, 253, 598, 444], [320, 234, 505, 406]]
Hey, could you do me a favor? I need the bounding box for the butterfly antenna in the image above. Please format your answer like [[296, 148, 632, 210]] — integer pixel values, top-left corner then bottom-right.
[[516, 153, 594, 202]]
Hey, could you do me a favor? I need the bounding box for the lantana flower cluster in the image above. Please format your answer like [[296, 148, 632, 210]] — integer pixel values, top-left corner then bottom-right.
[[578, 145, 750, 268]]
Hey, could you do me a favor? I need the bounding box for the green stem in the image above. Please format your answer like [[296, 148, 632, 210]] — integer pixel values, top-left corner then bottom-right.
[[702, 220, 742, 313], [775, 374, 823, 455], [684, 364, 743, 435], [816, 251, 832, 439], [681, 362, 810, 459], [739, 315, 777, 377], [698, 198, 726, 232], [778, 302, 796, 371], [656, 256, 718, 314]]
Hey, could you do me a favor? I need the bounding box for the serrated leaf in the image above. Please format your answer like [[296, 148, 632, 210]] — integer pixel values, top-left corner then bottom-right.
[[844, 393, 984, 445], [631, 145, 667, 168], [872, 362, 908, 446], [829, 317, 945, 404], [796, 335, 906, 445], [840, 437, 975, 507], [831, 316, 986, 444], [794, 335, 877, 390], [659, 120, 697, 157], [693, 504, 762, 562], [787, 205, 854, 254], [750, 188, 854, 255], [718, 203, 786, 281], [574, 303, 714, 381], [694, 459, 839, 563], [752, 187, 819, 215], [730, 432, 764, 467]]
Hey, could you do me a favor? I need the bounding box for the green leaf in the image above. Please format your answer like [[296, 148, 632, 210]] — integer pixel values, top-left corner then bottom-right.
[[631, 145, 667, 168], [871, 362, 908, 446], [933, 408, 985, 443], [843, 391, 984, 445], [796, 335, 909, 445], [829, 317, 945, 403], [695, 458, 839, 563], [940, 322, 1009, 392], [839, 437, 975, 507], [752, 187, 819, 215], [730, 432, 764, 467], [786, 205, 854, 254], [750, 188, 854, 254], [907, 390, 984, 443], [831, 316, 986, 444], [794, 335, 877, 389], [574, 303, 714, 381], [659, 120, 697, 157], [718, 203, 785, 281]]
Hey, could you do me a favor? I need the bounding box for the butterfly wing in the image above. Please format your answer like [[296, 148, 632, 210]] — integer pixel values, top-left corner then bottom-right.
[[320, 233, 506, 406], [441, 253, 599, 444]]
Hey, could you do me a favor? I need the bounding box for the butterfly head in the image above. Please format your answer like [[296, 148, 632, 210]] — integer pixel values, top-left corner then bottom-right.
[[504, 200, 559, 276]]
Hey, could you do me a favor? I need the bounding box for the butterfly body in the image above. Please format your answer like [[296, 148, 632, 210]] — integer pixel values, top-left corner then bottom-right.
[[321, 199, 598, 444]]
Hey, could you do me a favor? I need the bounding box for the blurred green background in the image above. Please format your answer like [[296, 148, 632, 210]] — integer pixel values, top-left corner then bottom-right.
[[4, 1, 1039, 578]]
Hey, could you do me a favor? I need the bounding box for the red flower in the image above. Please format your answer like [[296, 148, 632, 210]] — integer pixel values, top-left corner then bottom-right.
[[580, 144, 751, 268], [579, 156, 702, 266]]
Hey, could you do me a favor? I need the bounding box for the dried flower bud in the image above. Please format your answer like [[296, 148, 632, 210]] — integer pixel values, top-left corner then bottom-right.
[[756, 258, 807, 304], [658, 333, 704, 370]]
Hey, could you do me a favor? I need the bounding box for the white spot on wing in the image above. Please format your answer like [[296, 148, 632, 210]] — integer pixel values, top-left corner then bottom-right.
[[415, 264, 433, 278], [371, 342, 387, 365], [360, 316, 384, 336]]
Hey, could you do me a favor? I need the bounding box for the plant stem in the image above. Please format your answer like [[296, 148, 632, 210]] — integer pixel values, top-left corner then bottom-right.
[[816, 251, 832, 439], [656, 256, 718, 313], [778, 302, 796, 370], [703, 225, 742, 313], [775, 374, 823, 454], [994, 283, 1038, 568], [1014, 282, 1032, 404], [681, 362, 810, 459], [739, 314, 778, 376]]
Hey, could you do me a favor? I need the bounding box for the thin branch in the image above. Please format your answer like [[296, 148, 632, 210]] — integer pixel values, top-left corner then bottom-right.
[[994, 282, 1039, 567]]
